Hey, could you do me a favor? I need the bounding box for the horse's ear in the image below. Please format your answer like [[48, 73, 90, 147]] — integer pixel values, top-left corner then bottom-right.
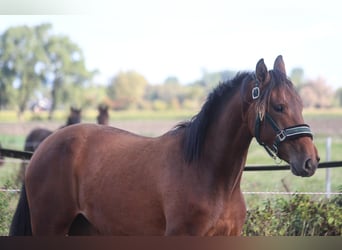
[[255, 58, 270, 84], [273, 55, 286, 75]]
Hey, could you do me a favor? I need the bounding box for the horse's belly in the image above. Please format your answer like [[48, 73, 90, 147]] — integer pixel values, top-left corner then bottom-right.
[[78, 168, 166, 235], [83, 194, 166, 235]]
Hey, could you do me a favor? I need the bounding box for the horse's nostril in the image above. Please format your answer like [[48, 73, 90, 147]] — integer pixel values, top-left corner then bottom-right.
[[304, 158, 313, 172]]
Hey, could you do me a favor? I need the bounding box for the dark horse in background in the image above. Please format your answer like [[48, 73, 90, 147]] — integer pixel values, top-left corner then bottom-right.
[[96, 104, 109, 126], [24, 106, 82, 153], [10, 56, 319, 236]]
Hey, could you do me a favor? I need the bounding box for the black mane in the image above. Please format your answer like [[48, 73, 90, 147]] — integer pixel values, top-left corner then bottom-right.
[[178, 72, 252, 163]]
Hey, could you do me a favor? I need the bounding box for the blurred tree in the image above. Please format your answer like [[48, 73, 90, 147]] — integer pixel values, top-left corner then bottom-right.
[[290, 67, 305, 89], [335, 87, 342, 107], [0, 25, 46, 117], [107, 71, 148, 110], [299, 77, 333, 108], [39, 26, 94, 119], [0, 23, 95, 119]]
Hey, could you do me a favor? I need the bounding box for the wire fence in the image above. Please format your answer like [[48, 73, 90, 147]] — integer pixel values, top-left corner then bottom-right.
[[1, 155, 341, 196]]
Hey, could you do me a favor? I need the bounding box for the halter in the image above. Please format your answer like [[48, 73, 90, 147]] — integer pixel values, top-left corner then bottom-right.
[[252, 75, 313, 160]]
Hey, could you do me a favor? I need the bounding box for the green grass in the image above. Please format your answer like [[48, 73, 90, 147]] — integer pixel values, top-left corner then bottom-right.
[[0, 130, 341, 236], [303, 108, 342, 119], [0, 134, 26, 150], [1, 107, 342, 122], [1, 109, 341, 219], [0, 109, 196, 123]]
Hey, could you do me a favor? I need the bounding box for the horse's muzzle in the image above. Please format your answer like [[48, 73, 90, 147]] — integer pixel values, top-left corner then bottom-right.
[[291, 156, 320, 177]]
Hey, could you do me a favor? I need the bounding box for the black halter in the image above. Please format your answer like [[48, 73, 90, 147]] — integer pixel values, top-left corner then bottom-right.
[[252, 75, 313, 160]]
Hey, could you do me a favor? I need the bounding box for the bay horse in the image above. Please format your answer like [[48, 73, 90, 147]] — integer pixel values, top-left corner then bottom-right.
[[10, 56, 320, 236]]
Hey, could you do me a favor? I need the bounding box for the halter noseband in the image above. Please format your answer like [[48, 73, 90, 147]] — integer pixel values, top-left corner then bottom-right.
[[252, 75, 313, 160]]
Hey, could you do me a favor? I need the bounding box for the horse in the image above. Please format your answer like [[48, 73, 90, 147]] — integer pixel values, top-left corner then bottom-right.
[[10, 56, 320, 236], [24, 106, 82, 153], [96, 104, 109, 125]]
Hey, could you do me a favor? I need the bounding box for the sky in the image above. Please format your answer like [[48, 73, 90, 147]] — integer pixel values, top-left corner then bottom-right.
[[0, 0, 341, 89]]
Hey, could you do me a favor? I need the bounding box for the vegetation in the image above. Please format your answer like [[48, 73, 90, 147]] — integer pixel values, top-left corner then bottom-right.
[[0, 22, 341, 236], [243, 193, 342, 236], [1, 117, 341, 235], [1, 23, 342, 123], [0, 23, 95, 119]]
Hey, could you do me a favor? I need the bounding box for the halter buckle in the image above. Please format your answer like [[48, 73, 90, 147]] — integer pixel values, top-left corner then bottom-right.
[[276, 130, 287, 142], [252, 86, 260, 100]]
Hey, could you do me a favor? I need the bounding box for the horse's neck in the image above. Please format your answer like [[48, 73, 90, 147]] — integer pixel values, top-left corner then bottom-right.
[[201, 95, 252, 191]]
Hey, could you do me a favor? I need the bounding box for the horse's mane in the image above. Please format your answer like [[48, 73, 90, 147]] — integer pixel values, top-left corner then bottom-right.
[[176, 72, 252, 163], [177, 69, 298, 164]]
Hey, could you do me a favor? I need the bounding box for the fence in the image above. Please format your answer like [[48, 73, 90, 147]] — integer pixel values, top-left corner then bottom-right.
[[1, 137, 342, 197]]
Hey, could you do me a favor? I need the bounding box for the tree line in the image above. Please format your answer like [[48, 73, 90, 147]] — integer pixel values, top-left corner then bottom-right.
[[1, 23, 341, 119]]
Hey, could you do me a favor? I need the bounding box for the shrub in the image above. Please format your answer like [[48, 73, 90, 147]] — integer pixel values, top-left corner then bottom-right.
[[243, 194, 342, 236], [0, 191, 13, 235]]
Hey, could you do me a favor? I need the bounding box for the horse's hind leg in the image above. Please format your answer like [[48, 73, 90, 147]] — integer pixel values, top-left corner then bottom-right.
[[28, 186, 79, 235], [30, 209, 76, 236]]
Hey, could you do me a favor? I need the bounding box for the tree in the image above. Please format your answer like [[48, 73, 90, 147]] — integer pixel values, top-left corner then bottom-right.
[[107, 71, 148, 110], [0, 23, 95, 119], [299, 77, 333, 108], [0, 25, 46, 117], [290, 67, 305, 89], [39, 26, 94, 119], [335, 87, 342, 107]]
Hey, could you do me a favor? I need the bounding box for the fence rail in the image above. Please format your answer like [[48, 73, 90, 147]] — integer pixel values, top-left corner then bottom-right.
[[1, 148, 342, 196], [244, 161, 342, 171], [1, 147, 342, 172]]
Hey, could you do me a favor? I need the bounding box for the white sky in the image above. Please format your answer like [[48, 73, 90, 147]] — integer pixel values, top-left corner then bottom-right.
[[0, 0, 341, 89]]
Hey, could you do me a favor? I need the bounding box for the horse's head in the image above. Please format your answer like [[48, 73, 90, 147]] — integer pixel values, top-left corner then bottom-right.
[[67, 106, 82, 125], [97, 104, 109, 125], [246, 55, 320, 177]]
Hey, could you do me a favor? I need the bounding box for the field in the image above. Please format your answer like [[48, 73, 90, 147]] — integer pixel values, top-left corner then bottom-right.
[[0, 109, 342, 235]]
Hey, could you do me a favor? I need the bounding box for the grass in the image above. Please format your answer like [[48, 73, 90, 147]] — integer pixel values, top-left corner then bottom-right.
[[1, 134, 341, 190], [0, 109, 196, 123], [303, 107, 342, 119], [1, 107, 342, 122], [0, 108, 341, 235]]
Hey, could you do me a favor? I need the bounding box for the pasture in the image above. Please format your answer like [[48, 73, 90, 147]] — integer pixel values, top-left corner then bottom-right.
[[0, 108, 342, 235]]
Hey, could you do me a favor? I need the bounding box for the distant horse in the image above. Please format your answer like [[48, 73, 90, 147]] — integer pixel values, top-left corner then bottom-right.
[[96, 104, 109, 125], [24, 107, 82, 152], [10, 56, 319, 236]]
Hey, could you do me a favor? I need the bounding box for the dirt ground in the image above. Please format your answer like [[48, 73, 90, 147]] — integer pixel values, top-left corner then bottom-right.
[[0, 120, 180, 137], [0, 117, 341, 137]]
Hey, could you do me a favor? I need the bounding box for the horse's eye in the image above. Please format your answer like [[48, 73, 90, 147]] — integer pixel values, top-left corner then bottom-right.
[[274, 104, 284, 113]]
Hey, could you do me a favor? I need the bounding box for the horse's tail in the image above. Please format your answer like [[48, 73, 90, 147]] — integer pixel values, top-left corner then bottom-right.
[[9, 184, 32, 236]]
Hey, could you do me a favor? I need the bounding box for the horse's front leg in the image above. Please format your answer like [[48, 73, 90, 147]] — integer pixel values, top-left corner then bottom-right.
[[224, 189, 247, 236], [164, 204, 213, 236]]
